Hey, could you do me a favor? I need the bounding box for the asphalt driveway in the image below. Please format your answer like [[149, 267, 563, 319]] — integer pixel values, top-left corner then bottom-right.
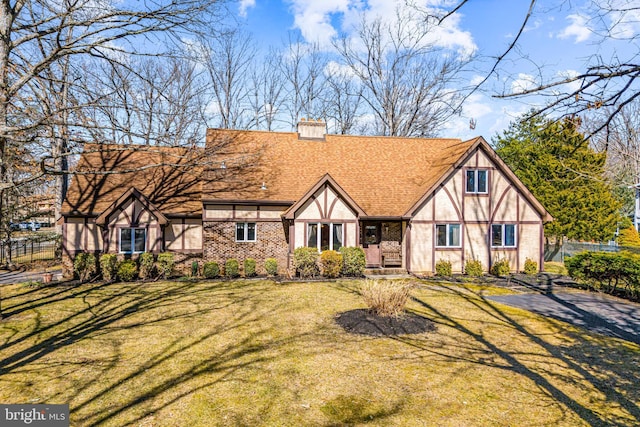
[[487, 287, 640, 345]]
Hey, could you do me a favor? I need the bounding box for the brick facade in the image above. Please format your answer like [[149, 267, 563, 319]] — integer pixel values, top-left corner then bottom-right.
[[203, 220, 290, 275]]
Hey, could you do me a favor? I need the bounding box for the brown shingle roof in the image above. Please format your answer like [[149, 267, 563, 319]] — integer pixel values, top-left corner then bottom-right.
[[204, 129, 477, 217], [62, 144, 203, 216]]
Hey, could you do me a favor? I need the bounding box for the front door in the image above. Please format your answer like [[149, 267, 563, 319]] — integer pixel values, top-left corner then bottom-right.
[[361, 223, 381, 267]]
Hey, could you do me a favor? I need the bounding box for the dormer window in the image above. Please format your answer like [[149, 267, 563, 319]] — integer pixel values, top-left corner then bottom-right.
[[466, 169, 488, 194]]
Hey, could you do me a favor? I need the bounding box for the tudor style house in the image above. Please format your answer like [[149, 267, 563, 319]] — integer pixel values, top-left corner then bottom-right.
[[61, 120, 552, 276]]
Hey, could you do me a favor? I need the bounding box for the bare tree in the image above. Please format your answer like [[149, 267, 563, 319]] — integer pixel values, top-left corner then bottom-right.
[[249, 49, 286, 131], [334, 8, 466, 137], [323, 62, 363, 135], [429, 1, 640, 137], [203, 28, 256, 129], [0, 0, 225, 248], [280, 34, 328, 129], [83, 57, 208, 147]]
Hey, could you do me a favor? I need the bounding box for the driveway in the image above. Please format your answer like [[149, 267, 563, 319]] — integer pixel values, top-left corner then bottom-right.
[[487, 277, 640, 345], [0, 267, 63, 285]]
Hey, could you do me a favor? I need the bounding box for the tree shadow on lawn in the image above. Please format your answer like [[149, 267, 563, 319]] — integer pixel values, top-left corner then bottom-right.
[[0, 280, 330, 426], [401, 284, 640, 427]]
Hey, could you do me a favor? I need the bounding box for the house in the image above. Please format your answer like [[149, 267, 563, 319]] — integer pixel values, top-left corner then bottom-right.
[[61, 120, 552, 276]]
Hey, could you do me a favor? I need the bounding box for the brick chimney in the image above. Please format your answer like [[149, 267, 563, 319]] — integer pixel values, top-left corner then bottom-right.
[[297, 118, 327, 140]]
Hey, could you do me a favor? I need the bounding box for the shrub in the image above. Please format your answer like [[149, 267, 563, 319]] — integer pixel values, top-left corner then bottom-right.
[[265, 258, 278, 276], [360, 279, 416, 317], [117, 259, 138, 282], [156, 252, 174, 278], [464, 259, 483, 276], [320, 250, 343, 278], [74, 253, 97, 282], [490, 258, 511, 276], [435, 259, 452, 277], [340, 247, 366, 277], [191, 261, 200, 277], [293, 247, 320, 278], [225, 259, 240, 278], [244, 258, 257, 277], [566, 251, 640, 299], [618, 226, 640, 248], [524, 258, 538, 275], [138, 253, 155, 280], [99, 254, 118, 282], [203, 261, 220, 279]]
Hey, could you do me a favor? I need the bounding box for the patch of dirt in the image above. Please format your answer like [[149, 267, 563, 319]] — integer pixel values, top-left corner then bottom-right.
[[335, 309, 436, 336]]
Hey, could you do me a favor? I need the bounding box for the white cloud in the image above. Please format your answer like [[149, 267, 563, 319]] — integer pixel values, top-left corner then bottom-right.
[[558, 14, 591, 43], [510, 73, 537, 93], [286, 0, 476, 56], [556, 69, 581, 94], [238, 0, 256, 17]]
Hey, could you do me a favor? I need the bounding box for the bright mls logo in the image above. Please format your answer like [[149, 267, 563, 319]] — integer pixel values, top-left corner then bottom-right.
[[1, 404, 69, 426]]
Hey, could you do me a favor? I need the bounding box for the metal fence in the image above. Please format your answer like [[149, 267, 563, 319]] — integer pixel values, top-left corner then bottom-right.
[[544, 241, 640, 262], [0, 237, 60, 265]]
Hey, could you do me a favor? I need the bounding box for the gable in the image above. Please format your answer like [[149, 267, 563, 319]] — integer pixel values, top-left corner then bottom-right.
[[406, 138, 552, 222]]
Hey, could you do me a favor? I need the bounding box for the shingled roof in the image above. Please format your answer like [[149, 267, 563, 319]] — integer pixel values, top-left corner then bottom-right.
[[204, 129, 480, 217], [62, 144, 204, 216]]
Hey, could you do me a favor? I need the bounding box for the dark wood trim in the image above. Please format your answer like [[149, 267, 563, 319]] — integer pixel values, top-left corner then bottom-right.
[[83, 217, 88, 251], [489, 186, 511, 223], [410, 219, 542, 225], [324, 184, 328, 218], [405, 223, 411, 272], [294, 219, 358, 224], [328, 195, 339, 219], [203, 218, 280, 223], [203, 199, 294, 206], [313, 195, 324, 219], [442, 186, 462, 222], [166, 213, 202, 219]]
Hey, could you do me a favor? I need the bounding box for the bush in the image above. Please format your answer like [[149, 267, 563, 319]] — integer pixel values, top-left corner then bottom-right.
[[244, 258, 257, 277], [139, 253, 155, 280], [117, 259, 138, 282], [156, 252, 174, 278], [490, 258, 511, 276], [340, 247, 366, 277], [293, 247, 320, 278], [464, 259, 483, 276], [203, 261, 220, 279], [191, 261, 200, 277], [320, 250, 343, 278], [74, 253, 97, 282], [566, 251, 640, 299], [618, 226, 640, 248], [360, 279, 416, 317], [99, 254, 118, 282], [524, 258, 538, 275], [435, 259, 452, 277], [265, 258, 278, 276], [225, 259, 240, 278]]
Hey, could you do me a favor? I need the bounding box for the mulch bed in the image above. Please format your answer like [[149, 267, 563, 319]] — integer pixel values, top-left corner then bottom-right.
[[335, 309, 436, 336]]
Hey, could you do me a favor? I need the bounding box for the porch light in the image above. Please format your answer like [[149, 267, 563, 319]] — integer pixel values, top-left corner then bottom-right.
[[220, 161, 226, 169], [261, 182, 267, 190]]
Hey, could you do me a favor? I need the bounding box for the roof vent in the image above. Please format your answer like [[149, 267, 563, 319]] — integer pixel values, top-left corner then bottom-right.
[[297, 118, 326, 140]]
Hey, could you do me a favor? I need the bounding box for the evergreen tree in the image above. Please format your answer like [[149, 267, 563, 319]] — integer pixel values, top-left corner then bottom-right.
[[494, 115, 623, 242]]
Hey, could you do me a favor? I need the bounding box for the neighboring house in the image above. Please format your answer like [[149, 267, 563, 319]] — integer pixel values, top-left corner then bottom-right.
[[61, 120, 552, 276]]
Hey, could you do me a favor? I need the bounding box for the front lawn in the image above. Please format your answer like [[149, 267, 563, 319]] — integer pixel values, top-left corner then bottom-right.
[[0, 279, 638, 426]]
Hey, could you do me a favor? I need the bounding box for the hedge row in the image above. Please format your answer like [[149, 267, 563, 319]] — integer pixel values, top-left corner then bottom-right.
[[293, 247, 366, 278], [74, 252, 175, 283], [566, 251, 640, 300]]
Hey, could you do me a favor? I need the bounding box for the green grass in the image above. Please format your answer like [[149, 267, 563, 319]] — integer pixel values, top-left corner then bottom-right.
[[545, 261, 568, 275], [0, 279, 638, 426]]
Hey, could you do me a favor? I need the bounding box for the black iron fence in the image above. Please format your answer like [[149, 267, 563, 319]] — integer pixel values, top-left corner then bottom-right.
[[545, 241, 640, 262], [0, 236, 61, 265]]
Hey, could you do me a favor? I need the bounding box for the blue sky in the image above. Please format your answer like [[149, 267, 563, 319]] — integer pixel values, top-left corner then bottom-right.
[[231, 0, 639, 141]]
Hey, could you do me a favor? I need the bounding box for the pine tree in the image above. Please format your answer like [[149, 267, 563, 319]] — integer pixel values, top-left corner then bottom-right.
[[494, 115, 623, 242]]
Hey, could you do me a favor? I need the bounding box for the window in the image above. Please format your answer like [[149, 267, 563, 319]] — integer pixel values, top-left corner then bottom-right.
[[307, 223, 343, 251], [236, 222, 256, 242], [491, 224, 516, 247], [466, 169, 488, 193], [435, 224, 461, 247], [120, 228, 146, 253]]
